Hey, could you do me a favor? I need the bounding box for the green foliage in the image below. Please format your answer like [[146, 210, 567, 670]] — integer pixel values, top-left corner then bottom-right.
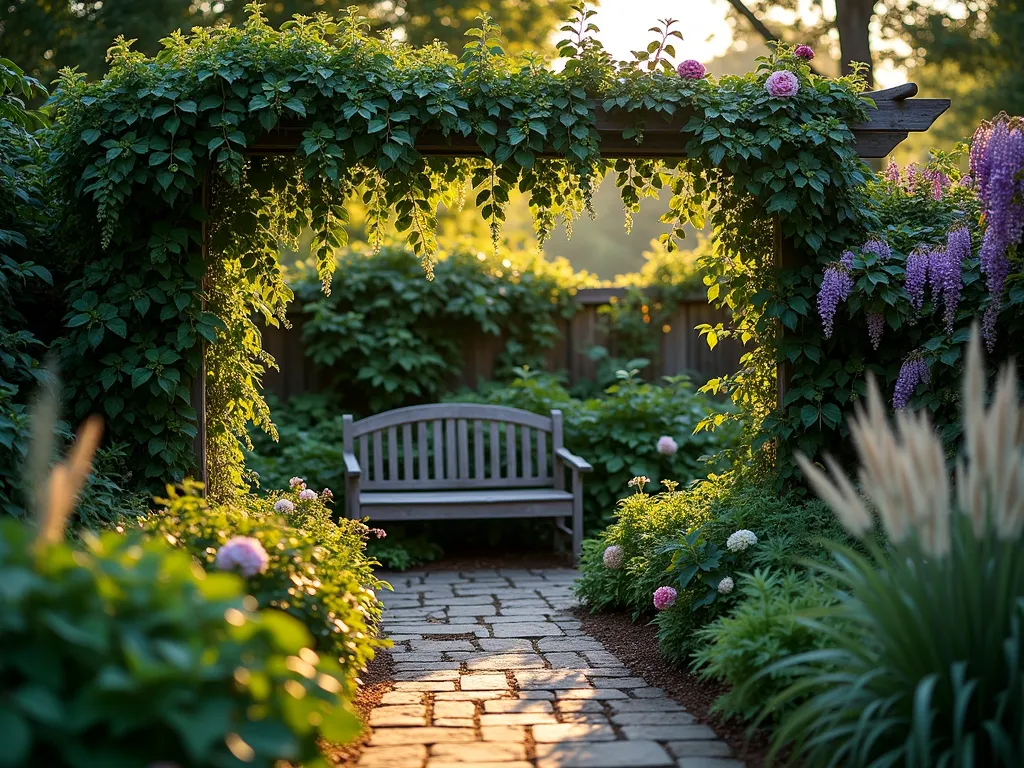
[[0, 517, 361, 767], [72, 444, 151, 532], [574, 473, 850, 662], [453, 368, 739, 529], [139, 482, 389, 683], [660, 527, 748, 612], [292, 241, 587, 415], [36, 5, 872, 498], [692, 568, 839, 721], [702, 143, 1024, 484], [0, 59, 53, 519]]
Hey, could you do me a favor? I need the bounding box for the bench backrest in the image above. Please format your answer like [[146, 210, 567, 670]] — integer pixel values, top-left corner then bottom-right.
[[343, 404, 564, 491]]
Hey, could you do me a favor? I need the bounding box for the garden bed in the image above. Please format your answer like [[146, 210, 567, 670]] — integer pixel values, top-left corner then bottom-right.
[[577, 607, 773, 768], [323, 651, 395, 766]]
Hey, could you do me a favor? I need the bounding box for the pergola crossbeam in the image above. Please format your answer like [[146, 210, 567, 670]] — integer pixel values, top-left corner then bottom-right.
[[248, 84, 948, 160]]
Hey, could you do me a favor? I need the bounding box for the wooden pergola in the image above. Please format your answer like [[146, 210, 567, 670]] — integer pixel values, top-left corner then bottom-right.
[[194, 83, 948, 481]]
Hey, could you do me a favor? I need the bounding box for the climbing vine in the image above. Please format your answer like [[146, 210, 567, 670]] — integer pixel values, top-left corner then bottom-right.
[[45, 1, 878, 496]]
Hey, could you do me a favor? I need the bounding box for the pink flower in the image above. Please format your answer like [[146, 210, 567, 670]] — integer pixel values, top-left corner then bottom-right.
[[273, 499, 294, 514], [289, 476, 306, 490], [765, 70, 799, 98], [215, 536, 269, 578], [794, 45, 815, 60], [677, 60, 706, 80], [321, 487, 334, 501], [603, 545, 624, 569], [371, 528, 387, 539], [653, 586, 677, 611], [656, 436, 678, 456], [298, 488, 317, 501]]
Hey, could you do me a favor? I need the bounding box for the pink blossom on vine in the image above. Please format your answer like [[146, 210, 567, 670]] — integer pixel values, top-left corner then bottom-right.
[[922, 168, 949, 200], [867, 312, 884, 350], [677, 60, 706, 79], [817, 261, 854, 338], [765, 70, 799, 98], [794, 45, 815, 60], [883, 161, 901, 184], [904, 247, 931, 311], [893, 355, 930, 409]]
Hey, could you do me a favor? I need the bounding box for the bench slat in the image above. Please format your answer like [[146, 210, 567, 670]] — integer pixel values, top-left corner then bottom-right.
[[474, 420, 484, 480], [373, 431, 384, 483], [418, 421, 428, 481], [445, 419, 457, 480], [457, 419, 470, 479], [361, 476, 557, 490], [402, 423, 413, 481], [359, 434, 368, 482], [506, 423, 517, 479], [388, 426, 398, 481], [361, 489, 572, 504], [433, 420, 443, 480], [489, 421, 500, 479], [521, 426, 532, 479]]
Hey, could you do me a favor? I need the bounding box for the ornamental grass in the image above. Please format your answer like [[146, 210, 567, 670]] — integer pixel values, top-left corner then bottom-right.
[[764, 326, 1024, 766]]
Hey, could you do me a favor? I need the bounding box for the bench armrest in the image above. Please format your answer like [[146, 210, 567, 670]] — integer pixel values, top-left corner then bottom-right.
[[556, 447, 592, 473], [343, 451, 361, 478]]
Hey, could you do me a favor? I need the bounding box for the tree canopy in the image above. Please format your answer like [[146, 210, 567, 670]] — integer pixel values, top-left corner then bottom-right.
[[0, 0, 574, 86]]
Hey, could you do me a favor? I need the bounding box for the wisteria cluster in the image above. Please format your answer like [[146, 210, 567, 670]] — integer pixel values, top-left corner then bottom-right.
[[893, 354, 931, 409], [867, 312, 885, 350], [971, 116, 1024, 348], [904, 247, 932, 311], [932, 226, 971, 332], [817, 253, 855, 338], [882, 161, 953, 200], [861, 238, 892, 262]]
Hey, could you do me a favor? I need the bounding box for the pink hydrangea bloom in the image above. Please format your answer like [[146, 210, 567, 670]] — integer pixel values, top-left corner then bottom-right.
[[289, 476, 306, 490], [677, 60, 706, 80], [653, 586, 678, 610], [215, 536, 269, 578], [321, 487, 334, 501], [765, 70, 799, 98], [657, 436, 678, 456], [273, 498, 294, 514], [298, 488, 317, 501], [794, 45, 814, 60], [603, 545, 624, 569]]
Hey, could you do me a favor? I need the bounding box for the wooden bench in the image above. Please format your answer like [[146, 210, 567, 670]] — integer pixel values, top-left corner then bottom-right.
[[342, 404, 592, 559]]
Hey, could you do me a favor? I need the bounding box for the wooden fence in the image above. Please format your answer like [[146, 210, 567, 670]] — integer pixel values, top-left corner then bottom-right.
[[261, 287, 743, 400]]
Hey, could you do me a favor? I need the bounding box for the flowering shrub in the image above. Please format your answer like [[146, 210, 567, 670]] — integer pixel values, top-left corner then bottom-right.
[[765, 328, 1024, 765], [693, 568, 839, 721], [0, 518, 360, 766], [140, 481, 388, 686], [574, 472, 850, 663]]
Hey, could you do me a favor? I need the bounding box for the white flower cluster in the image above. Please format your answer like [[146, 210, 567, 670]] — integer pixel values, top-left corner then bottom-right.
[[726, 529, 758, 552], [717, 576, 735, 594]]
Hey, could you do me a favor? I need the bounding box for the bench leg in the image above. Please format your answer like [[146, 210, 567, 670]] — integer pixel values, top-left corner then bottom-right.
[[571, 471, 583, 563]]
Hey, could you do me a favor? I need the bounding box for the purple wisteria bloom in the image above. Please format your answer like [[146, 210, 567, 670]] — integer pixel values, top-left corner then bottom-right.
[[867, 312, 884, 350], [862, 238, 891, 262], [935, 227, 970, 332], [893, 355, 931, 409], [817, 256, 854, 338], [904, 247, 931, 311]]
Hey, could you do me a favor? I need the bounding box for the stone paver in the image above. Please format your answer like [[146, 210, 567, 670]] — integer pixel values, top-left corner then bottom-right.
[[356, 568, 741, 767]]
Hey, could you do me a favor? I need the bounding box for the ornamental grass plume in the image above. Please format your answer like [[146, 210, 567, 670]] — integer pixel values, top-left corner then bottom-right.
[[773, 325, 1024, 765]]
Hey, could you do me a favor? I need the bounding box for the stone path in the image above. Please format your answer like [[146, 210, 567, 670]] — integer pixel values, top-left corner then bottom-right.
[[356, 568, 743, 768]]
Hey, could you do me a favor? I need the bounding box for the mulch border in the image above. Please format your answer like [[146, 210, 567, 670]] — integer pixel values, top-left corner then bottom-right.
[[324, 650, 395, 766]]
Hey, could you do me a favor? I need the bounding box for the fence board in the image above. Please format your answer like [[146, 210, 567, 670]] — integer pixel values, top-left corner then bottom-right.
[[262, 290, 743, 400]]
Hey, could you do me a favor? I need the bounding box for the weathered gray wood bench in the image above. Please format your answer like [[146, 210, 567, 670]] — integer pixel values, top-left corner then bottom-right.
[[342, 404, 592, 559]]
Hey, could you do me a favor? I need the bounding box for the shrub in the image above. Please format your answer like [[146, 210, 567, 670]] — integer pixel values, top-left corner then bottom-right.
[[575, 472, 852, 663], [0, 518, 360, 766], [139, 481, 388, 685], [766, 329, 1024, 766], [692, 568, 838, 721]]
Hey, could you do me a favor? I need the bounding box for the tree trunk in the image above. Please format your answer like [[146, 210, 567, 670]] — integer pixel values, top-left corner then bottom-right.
[[835, 0, 874, 87]]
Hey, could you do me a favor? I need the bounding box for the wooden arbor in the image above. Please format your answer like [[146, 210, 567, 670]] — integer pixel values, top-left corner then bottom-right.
[[194, 83, 949, 478]]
